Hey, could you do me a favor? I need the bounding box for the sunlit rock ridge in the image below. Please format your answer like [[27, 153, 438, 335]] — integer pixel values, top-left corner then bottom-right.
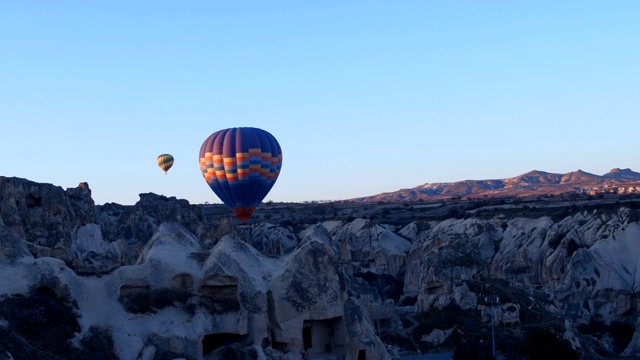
[[350, 168, 640, 202], [2, 174, 640, 359]]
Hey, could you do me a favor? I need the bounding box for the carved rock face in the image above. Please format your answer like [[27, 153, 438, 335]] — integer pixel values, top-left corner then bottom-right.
[[0, 177, 94, 255], [0, 223, 32, 265], [4, 175, 640, 358]]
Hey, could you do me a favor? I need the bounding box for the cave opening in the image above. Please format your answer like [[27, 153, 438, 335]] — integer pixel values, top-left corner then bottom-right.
[[301, 317, 345, 356], [119, 284, 150, 297], [357, 349, 366, 360], [35, 285, 57, 298], [202, 333, 244, 355], [302, 324, 312, 349], [26, 194, 42, 208], [171, 273, 194, 289]]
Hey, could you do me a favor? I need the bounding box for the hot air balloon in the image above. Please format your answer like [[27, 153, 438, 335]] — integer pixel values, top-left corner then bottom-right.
[[157, 154, 174, 174], [199, 127, 282, 222]]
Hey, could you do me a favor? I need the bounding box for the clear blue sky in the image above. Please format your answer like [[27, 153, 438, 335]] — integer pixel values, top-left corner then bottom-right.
[[1, 1, 638, 205]]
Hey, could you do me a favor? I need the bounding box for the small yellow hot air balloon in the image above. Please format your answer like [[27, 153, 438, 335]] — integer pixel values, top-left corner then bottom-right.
[[157, 154, 174, 174]]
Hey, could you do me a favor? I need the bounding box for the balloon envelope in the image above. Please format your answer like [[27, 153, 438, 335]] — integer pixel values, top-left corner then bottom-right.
[[157, 154, 174, 174], [199, 127, 282, 222]]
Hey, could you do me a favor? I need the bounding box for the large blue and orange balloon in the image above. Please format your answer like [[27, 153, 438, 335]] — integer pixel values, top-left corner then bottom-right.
[[199, 127, 283, 222]]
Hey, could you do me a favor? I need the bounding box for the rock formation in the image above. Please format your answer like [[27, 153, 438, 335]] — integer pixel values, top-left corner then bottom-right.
[[2, 175, 640, 359]]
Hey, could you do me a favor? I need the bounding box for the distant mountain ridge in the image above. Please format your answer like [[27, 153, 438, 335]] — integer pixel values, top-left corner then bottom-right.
[[350, 168, 640, 202]]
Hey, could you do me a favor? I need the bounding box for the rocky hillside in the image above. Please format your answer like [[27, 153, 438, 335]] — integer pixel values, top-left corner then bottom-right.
[[2, 175, 640, 359], [349, 168, 640, 203]]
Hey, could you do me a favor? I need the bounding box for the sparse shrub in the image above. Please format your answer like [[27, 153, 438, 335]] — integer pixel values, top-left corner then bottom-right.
[[577, 319, 635, 354], [280, 219, 295, 228], [354, 272, 403, 302], [445, 207, 464, 219], [522, 329, 579, 360], [0, 286, 80, 359], [388, 334, 417, 352], [213, 343, 258, 360], [76, 326, 119, 360], [119, 287, 241, 317], [119, 288, 191, 314], [198, 293, 241, 315], [413, 303, 478, 353], [452, 337, 492, 360]]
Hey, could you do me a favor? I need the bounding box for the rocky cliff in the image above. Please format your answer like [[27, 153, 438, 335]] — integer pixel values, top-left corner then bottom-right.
[[351, 168, 640, 202], [2, 175, 640, 359]]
